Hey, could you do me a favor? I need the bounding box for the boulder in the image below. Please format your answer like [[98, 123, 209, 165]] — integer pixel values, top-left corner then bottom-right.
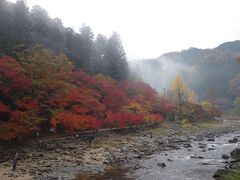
[[233, 137, 239, 142], [207, 138, 215, 141], [198, 144, 207, 149], [157, 162, 166, 168], [228, 139, 238, 143], [230, 148, 240, 159], [222, 154, 230, 160]]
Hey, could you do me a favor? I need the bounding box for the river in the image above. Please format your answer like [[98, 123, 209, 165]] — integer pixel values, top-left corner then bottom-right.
[[75, 130, 240, 180], [128, 131, 240, 180]]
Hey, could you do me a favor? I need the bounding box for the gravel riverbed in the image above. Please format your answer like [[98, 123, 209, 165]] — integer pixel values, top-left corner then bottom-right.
[[0, 119, 240, 180]]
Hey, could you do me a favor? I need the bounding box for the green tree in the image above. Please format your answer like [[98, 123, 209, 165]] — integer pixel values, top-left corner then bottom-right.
[[94, 34, 107, 74], [30, 5, 51, 46], [13, 0, 32, 45], [78, 24, 95, 73], [104, 32, 129, 81], [0, 0, 15, 55], [0, 0, 130, 80]]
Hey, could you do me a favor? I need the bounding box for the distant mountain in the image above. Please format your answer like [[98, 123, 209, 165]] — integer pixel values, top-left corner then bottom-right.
[[214, 40, 240, 53], [130, 40, 240, 110]]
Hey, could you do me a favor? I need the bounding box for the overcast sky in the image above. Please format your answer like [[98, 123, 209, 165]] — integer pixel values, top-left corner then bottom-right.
[[8, 0, 240, 60]]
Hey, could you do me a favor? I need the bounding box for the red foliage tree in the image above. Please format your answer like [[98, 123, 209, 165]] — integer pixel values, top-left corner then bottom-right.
[[105, 111, 143, 128], [51, 112, 102, 131], [0, 102, 10, 113], [0, 57, 45, 141], [0, 56, 31, 97], [47, 87, 105, 117], [207, 108, 221, 118], [119, 81, 158, 102], [154, 100, 177, 115]]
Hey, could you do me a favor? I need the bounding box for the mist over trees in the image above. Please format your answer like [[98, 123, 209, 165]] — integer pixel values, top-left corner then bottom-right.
[[0, 0, 129, 81], [131, 42, 240, 113]]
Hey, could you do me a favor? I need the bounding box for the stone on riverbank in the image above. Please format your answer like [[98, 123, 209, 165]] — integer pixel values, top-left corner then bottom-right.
[[230, 148, 240, 159]]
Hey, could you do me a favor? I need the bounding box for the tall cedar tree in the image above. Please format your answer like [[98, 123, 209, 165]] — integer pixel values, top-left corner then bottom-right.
[[104, 32, 129, 81]]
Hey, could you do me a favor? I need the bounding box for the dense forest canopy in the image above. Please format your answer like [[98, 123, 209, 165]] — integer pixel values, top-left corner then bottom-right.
[[0, 47, 165, 140], [0, 0, 129, 81], [0, 50, 220, 141]]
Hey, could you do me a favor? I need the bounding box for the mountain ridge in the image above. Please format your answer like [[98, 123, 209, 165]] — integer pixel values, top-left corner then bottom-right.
[[159, 40, 240, 59]]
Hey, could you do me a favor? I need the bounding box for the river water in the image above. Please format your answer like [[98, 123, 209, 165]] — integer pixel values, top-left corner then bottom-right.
[[128, 131, 240, 180]]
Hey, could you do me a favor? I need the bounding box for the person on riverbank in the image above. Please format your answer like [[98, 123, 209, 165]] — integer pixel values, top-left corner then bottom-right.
[[12, 151, 19, 171]]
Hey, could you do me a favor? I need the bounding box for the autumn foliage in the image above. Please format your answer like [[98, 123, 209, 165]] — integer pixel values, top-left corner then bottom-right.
[[0, 46, 221, 141], [51, 112, 102, 132]]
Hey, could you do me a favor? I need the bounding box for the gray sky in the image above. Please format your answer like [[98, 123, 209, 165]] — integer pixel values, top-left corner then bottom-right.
[[9, 0, 240, 60]]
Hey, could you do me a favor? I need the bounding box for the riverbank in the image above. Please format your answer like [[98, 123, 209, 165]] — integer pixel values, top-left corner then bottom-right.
[[214, 162, 240, 180], [213, 147, 240, 180], [222, 162, 240, 180], [0, 119, 240, 180]]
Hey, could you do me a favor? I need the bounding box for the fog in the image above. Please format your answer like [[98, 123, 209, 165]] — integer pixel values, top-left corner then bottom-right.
[[130, 57, 199, 93], [7, 0, 240, 60]]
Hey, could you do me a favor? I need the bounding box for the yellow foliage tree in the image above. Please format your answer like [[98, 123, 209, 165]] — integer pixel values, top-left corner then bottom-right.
[[170, 75, 191, 106], [121, 102, 145, 115]]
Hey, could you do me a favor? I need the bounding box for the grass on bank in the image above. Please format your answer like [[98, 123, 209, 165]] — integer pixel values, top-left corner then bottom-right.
[[220, 163, 240, 180]]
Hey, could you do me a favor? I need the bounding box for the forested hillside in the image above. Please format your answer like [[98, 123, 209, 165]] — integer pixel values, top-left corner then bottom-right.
[[0, 0, 221, 141], [0, 0, 128, 80], [0, 46, 167, 140], [131, 41, 240, 112], [0, 46, 220, 141]]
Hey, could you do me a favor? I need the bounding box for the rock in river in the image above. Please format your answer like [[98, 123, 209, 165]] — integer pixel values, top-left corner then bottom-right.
[[221, 154, 230, 160], [157, 163, 166, 168], [190, 155, 204, 159], [207, 138, 215, 141], [228, 138, 238, 143]]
